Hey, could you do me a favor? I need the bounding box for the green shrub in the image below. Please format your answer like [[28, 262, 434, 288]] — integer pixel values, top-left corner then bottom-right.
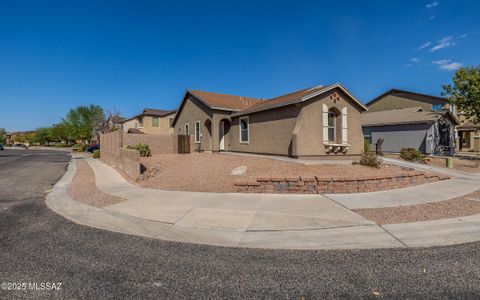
[[364, 140, 371, 154], [400, 148, 426, 163], [125, 143, 151, 157], [136, 143, 151, 157], [354, 152, 383, 168], [92, 149, 100, 158]]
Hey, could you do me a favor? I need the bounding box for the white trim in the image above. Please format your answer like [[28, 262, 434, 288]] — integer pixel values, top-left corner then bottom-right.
[[239, 116, 249, 144], [194, 120, 201, 143], [184, 123, 190, 135], [322, 104, 329, 143], [341, 107, 348, 144]]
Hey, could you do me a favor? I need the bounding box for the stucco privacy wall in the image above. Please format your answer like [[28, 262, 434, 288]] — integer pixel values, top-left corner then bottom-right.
[[123, 133, 186, 155], [100, 132, 142, 179], [101, 131, 194, 155], [228, 89, 364, 157]]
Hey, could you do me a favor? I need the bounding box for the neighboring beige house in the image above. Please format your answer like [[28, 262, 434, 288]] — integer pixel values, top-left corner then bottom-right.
[[121, 108, 176, 135], [365, 88, 479, 153], [172, 83, 367, 159], [361, 107, 458, 155], [366, 89, 450, 112]]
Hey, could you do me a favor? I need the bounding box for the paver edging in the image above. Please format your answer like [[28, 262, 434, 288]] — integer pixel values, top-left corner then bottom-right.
[[235, 172, 449, 194]]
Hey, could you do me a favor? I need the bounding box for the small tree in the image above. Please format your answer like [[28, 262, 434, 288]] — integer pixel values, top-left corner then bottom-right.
[[103, 108, 123, 133], [63, 105, 105, 143], [442, 65, 480, 123], [0, 128, 6, 144], [49, 123, 71, 144], [34, 127, 53, 145]]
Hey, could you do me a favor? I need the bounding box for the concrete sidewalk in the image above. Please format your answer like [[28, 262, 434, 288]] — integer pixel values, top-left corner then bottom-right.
[[327, 157, 480, 209], [44, 157, 480, 250], [87, 158, 373, 232]]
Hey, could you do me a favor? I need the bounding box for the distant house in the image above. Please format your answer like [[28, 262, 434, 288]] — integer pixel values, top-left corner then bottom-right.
[[362, 107, 459, 155], [456, 119, 480, 152], [120, 108, 176, 135], [363, 89, 479, 155], [366, 89, 451, 112], [172, 83, 367, 158]]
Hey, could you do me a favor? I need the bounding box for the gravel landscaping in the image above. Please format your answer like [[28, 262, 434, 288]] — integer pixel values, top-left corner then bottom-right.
[[68, 159, 125, 207], [386, 154, 480, 173], [427, 156, 480, 173], [136, 153, 430, 193], [354, 190, 480, 225]]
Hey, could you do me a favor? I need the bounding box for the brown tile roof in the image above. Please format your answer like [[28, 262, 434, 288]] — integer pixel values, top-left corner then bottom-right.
[[142, 108, 176, 117], [231, 83, 367, 117], [361, 107, 458, 127], [188, 90, 262, 111]]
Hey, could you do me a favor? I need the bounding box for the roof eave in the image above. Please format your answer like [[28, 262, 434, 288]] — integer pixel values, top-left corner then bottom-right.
[[365, 88, 448, 107], [232, 84, 367, 118], [362, 120, 435, 127]]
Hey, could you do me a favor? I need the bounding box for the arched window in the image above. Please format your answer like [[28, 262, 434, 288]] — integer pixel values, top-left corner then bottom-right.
[[328, 109, 337, 142], [239, 117, 249, 143]]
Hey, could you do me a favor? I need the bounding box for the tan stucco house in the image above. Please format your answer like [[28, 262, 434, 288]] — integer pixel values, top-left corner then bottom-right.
[[121, 108, 176, 135], [364, 88, 478, 153], [172, 83, 367, 159], [366, 89, 450, 112]]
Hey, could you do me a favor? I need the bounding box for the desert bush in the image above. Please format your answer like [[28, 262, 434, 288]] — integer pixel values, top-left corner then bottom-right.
[[354, 152, 383, 168], [136, 143, 151, 157], [92, 149, 100, 158], [364, 140, 371, 154], [400, 148, 426, 163], [125, 143, 151, 157]]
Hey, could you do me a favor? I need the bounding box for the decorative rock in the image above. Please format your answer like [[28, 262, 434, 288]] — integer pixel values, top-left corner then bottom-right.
[[231, 165, 247, 175]]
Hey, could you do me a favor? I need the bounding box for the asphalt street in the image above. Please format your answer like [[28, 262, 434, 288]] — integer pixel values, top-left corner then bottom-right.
[[1, 149, 480, 299]]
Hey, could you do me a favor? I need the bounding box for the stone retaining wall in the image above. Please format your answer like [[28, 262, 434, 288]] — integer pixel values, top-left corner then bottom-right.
[[234, 172, 449, 194]]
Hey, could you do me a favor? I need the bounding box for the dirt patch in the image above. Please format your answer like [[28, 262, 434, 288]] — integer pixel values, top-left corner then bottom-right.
[[68, 159, 125, 208], [354, 190, 480, 225], [135, 153, 430, 193]]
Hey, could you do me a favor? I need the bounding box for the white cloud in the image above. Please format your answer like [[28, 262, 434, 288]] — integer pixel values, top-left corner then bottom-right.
[[460, 33, 468, 38], [426, 1, 439, 8], [411, 57, 420, 63], [430, 36, 455, 52], [428, 15, 436, 21], [417, 41, 431, 50], [433, 59, 462, 71]]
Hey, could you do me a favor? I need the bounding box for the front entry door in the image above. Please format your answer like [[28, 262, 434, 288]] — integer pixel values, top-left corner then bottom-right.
[[219, 121, 225, 151]]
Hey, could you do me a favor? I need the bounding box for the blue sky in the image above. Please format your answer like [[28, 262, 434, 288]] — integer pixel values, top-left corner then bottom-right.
[[0, 0, 479, 131]]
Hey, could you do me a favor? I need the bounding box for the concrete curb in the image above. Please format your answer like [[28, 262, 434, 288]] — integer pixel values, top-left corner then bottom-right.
[[45, 158, 480, 250]]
